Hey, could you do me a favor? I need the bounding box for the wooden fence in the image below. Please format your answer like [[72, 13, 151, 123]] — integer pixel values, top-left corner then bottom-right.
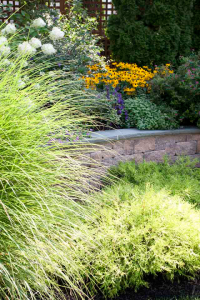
[[0, 0, 114, 56], [0, 0, 66, 22], [82, 0, 115, 56]]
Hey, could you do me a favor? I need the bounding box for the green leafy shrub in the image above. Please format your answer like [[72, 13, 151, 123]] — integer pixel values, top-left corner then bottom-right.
[[107, 0, 194, 67], [69, 183, 200, 298], [192, 0, 200, 51], [107, 158, 200, 206], [149, 52, 200, 126], [123, 94, 179, 129]]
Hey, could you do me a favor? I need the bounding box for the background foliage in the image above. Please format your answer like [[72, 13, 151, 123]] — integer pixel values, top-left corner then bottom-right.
[[107, 0, 197, 67]]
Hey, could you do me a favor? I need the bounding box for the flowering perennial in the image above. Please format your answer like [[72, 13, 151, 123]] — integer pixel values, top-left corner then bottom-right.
[[0, 17, 65, 57], [30, 37, 42, 49], [49, 27, 65, 41], [82, 62, 155, 95], [32, 18, 46, 28], [83, 62, 174, 95], [18, 42, 36, 55], [2, 23, 16, 35], [41, 44, 57, 55], [0, 36, 8, 45]]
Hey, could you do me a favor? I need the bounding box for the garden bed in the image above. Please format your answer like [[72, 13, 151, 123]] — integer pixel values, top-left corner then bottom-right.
[[83, 127, 200, 168]]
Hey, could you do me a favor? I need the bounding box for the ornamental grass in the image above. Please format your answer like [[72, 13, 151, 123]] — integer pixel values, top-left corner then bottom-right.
[[0, 54, 103, 300]]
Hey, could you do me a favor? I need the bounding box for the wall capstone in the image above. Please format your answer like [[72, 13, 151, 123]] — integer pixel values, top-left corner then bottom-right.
[[81, 127, 200, 169]]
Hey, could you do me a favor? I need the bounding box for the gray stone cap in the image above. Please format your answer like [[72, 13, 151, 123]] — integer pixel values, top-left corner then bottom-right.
[[84, 127, 200, 144]]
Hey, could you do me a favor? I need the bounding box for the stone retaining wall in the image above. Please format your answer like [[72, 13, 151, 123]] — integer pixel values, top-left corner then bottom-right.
[[83, 128, 200, 168]]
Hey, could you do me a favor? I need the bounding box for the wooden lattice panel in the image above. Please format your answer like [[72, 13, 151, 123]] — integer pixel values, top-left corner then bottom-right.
[[83, 0, 115, 36], [46, 0, 65, 14], [82, 0, 115, 57], [0, 0, 66, 22], [0, 0, 20, 22]]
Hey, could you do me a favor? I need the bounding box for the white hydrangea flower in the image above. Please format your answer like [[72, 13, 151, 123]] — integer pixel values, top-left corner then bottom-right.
[[18, 79, 26, 88], [32, 18, 46, 28], [34, 83, 40, 89], [23, 75, 30, 82], [2, 23, 16, 35], [41, 44, 56, 55], [49, 27, 64, 41], [1, 59, 11, 66], [18, 42, 36, 55], [0, 46, 11, 56], [29, 37, 42, 49], [49, 71, 56, 76], [0, 36, 8, 45], [22, 61, 28, 67]]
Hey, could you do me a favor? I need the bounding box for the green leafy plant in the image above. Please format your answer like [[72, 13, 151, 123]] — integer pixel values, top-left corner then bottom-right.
[[123, 94, 179, 130], [7, 0, 104, 76], [149, 52, 200, 126]]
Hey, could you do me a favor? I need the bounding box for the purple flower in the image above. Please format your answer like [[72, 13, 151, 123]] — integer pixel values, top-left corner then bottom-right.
[[57, 139, 64, 144], [106, 85, 110, 99], [58, 63, 61, 67]]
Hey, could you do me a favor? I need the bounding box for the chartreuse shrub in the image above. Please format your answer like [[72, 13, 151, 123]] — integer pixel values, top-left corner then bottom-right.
[[107, 0, 195, 67], [67, 183, 200, 298], [106, 158, 200, 207], [0, 52, 104, 299]]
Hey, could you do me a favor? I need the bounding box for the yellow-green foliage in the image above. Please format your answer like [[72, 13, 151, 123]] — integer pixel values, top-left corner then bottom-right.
[[65, 183, 200, 298], [107, 158, 200, 207]]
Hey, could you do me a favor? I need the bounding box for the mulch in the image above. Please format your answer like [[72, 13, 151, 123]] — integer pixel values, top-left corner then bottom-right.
[[61, 277, 200, 300]]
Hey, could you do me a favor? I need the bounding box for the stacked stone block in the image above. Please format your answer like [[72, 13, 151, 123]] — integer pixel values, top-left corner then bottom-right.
[[86, 133, 200, 168]]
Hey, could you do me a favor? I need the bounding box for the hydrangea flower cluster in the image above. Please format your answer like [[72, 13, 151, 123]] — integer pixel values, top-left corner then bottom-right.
[[0, 19, 65, 57], [32, 18, 46, 28]]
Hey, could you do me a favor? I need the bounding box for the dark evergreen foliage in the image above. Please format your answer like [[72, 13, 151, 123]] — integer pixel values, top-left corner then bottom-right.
[[192, 0, 200, 51], [107, 0, 196, 67]]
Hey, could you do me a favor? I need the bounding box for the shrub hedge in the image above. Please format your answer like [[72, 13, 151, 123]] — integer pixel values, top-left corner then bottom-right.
[[107, 0, 198, 67]]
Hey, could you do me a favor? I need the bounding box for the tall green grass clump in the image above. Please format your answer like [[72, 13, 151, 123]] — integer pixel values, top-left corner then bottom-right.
[[0, 54, 102, 299]]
